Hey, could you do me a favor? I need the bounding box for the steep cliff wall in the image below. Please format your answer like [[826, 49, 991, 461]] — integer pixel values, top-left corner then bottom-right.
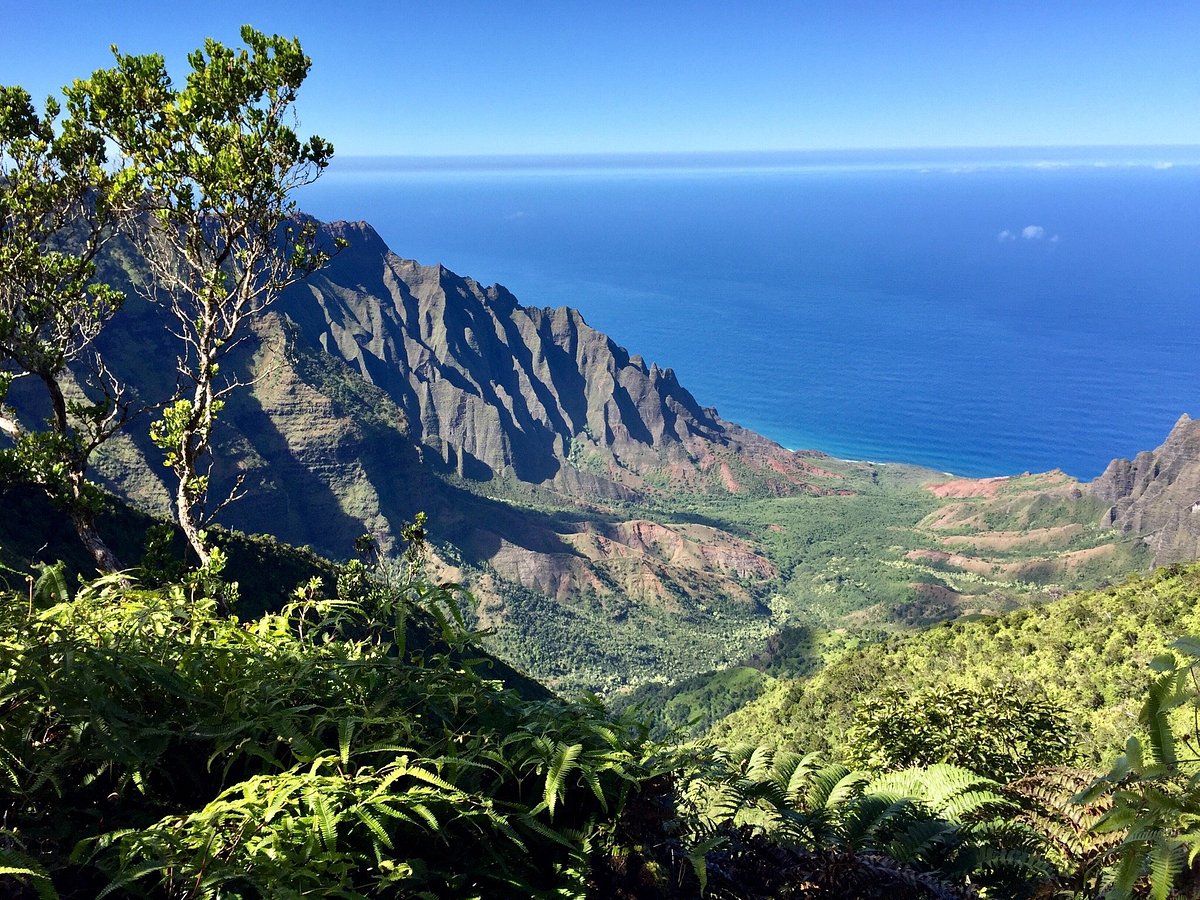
[[277, 221, 813, 499], [52, 220, 807, 617], [1091, 414, 1200, 565]]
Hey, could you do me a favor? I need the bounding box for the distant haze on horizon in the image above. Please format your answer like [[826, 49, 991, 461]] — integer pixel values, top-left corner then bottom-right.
[[326, 145, 1200, 170], [2, 1, 1198, 156]]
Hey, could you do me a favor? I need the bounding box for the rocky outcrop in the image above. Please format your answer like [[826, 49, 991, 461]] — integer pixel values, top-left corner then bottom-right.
[[45, 218, 803, 612], [278, 221, 814, 498], [1092, 414, 1200, 565], [496, 518, 777, 608]]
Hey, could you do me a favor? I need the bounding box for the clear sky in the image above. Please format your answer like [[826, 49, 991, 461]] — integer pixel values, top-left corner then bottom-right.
[[2, 1, 1198, 156]]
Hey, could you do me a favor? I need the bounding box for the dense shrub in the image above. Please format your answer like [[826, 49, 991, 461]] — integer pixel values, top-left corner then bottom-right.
[[0, 562, 667, 897], [844, 684, 1076, 781]]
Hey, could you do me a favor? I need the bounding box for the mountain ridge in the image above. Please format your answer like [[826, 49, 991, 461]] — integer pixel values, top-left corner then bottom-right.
[[6, 216, 1191, 692], [281, 220, 823, 500]]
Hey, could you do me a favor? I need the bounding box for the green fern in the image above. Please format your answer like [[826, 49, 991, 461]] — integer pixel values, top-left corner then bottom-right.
[[1008, 766, 1116, 893], [0, 846, 59, 900], [1075, 635, 1200, 899], [0, 551, 669, 897]]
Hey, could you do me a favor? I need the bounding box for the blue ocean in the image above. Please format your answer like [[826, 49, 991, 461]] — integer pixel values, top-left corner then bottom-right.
[[301, 149, 1200, 480]]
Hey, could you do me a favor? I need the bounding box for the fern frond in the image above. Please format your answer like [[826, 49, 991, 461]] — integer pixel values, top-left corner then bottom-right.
[[744, 743, 774, 780], [307, 788, 339, 850], [353, 807, 393, 850], [1108, 845, 1146, 899], [518, 815, 576, 849], [1141, 671, 1185, 768], [94, 862, 165, 899], [938, 788, 1013, 822], [782, 751, 824, 801], [0, 848, 59, 900], [806, 763, 859, 811], [543, 742, 582, 819], [408, 801, 440, 830], [1148, 836, 1185, 900], [884, 817, 955, 864], [404, 766, 460, 794], [839, 795, 919, 850], [338, 719, 353, 766]]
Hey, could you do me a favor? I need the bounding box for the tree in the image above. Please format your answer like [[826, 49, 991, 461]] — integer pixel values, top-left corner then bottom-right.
[[844, 683, 1075, 782], [68, 26, 338, 565], [0, 85, 135, 572]]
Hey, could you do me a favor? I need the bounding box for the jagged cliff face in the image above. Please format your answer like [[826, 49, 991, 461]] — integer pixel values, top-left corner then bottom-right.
[[1091, 414, 1200, 565], [49, 220, 814, 620], [278, 221, 811, 498], [9, 216, 1195, 693]]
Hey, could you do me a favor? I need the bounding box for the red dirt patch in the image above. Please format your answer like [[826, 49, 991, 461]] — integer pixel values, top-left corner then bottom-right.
[[795, 459, 840, 478], [941, 523, 1084, 551], [927, 476, 1010, 498], [719, 462, 742, 493]]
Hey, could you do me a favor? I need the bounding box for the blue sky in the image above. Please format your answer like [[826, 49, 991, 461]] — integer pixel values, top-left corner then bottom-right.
[[2, 1, 1198, 156]]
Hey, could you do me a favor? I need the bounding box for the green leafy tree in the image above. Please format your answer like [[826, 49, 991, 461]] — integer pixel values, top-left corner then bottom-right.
[[844, 684, 1076, 782], [67, 26, 338, 565], [0, 85, 135, 572]]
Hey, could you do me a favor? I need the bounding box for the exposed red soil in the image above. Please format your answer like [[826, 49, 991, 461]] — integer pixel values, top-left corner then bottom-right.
[[719, 462, 742, 493], [926, 476, 1010, 498]]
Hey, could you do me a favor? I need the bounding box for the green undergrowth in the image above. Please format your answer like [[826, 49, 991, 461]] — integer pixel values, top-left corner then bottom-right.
[[0, 558, 671, 898], [711, 563, 1200, 764], [0, 560, 1072, 899], [4, 551, 1200, 896]]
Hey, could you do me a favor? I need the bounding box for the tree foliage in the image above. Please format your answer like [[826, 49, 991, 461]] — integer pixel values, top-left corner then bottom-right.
[[0, 84, 135, 572], [66, 26, 338, 565], [713, 565, 1200, 764], [845, 684, 1076, 782]]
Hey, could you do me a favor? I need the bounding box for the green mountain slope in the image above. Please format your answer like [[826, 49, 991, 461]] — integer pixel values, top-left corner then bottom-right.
[[710, 561, 1200, 762], [6, 217, 1186, 695]]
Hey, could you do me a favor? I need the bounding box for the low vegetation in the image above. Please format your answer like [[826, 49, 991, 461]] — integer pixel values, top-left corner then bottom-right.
[[0, 542, 670, 898], [2, 542, 1200, 897], [712, 563, 1200, 763]]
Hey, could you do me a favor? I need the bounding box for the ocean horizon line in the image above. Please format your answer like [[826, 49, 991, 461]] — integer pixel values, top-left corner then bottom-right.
[[327, 145, 1200, 177]]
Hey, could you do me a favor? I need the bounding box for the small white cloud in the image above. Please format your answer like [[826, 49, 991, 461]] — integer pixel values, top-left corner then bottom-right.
[[504, 211, 527, 221], [997, 229, 1016, 242], [1153, 161, 1174, 170], [1021, 225, 1045, 240], [1049, 234, 1060, 243]]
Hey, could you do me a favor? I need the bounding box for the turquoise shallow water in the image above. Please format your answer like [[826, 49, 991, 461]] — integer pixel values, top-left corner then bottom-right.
[[301, 150, 1200, 479]]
